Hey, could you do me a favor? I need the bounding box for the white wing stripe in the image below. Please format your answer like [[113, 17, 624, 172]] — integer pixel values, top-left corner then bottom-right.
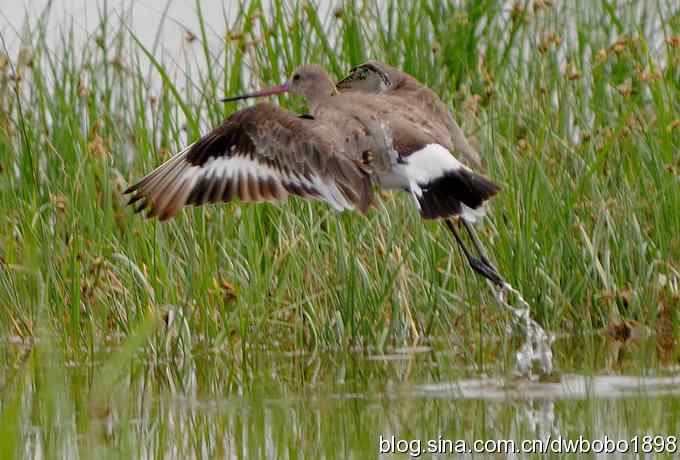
[[177, 154, 354, 211]]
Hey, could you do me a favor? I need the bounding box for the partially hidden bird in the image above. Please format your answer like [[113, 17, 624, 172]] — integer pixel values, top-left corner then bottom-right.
[[125, 62, 504, 285], [336, 60, 503, 284]]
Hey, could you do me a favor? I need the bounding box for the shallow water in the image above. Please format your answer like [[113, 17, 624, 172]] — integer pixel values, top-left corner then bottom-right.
[[495, 281, 555, 377], [4, 335, 680, 459], [2, 1, 679, 458]]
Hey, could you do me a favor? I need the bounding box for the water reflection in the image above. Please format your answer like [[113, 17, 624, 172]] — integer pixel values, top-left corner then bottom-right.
[[7, 334, 680, 459], [415, 374, 680, 400]]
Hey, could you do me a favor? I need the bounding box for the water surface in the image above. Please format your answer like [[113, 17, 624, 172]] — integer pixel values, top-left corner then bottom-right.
[[5, 334, 679, 459]]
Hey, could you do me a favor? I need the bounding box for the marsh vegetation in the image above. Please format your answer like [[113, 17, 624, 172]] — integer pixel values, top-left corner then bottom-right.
[[0, 0, 679, 458]]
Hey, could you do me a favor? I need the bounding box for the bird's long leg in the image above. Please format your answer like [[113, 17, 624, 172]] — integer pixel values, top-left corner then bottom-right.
[[462, 219, 506, 286], [461, 219, 493, 267], [444, 218, 504, 286]]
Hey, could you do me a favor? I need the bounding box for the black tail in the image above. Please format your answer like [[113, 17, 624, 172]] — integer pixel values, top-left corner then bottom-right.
[[418, 169, 500, 220]]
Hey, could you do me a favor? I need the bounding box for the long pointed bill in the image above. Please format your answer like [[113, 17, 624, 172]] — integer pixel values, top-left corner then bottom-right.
[[335, 73, 356, 91], [221, 82, 290, 102]]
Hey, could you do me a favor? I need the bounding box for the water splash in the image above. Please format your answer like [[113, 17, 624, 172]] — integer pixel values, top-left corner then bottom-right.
[[494, 281, 555, 378]]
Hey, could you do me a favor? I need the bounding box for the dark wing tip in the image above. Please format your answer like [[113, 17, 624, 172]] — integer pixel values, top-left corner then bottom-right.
[[126, 193, 145, 206]]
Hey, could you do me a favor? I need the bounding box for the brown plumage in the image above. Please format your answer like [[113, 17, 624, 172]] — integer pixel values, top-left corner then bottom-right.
[[126, 66, 379, 220], [337, 60, 482, 168], [334, 60, 504, 285], [125, 63, 505, 285], [125, 63, 497, 224]]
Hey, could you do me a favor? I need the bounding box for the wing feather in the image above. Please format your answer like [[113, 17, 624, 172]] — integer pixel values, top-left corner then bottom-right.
[[125, 102, 373, 220]]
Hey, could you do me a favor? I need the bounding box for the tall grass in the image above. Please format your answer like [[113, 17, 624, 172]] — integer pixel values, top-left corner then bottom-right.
[[1, 0, 677, 351], [0, 0, 679, 457]]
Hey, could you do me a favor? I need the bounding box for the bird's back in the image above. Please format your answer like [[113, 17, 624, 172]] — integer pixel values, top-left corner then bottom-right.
[[317, 91, 450, 166], [338, 61, 481, 167]]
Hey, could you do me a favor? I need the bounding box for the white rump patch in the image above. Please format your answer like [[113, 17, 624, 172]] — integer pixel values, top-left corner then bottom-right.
[[377, 144, 492, 223], [461, 203, 487, 223], [404, 143, 467, 185], [378, 144, 465, 192]]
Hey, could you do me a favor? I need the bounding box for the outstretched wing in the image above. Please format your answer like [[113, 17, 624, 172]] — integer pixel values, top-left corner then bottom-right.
[[125, 102, 373, 220]]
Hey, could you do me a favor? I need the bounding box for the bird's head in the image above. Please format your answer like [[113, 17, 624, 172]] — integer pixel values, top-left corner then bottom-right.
[[288, 64, 337, 101], [336, 60, 393, 93], [222, 64, 336, 109]]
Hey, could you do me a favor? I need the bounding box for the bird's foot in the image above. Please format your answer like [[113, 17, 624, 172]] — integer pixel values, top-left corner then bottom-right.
[[468, 257, 504, 287]]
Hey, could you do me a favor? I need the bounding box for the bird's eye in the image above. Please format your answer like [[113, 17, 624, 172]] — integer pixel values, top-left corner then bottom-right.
[[293, 74, 301, 81]]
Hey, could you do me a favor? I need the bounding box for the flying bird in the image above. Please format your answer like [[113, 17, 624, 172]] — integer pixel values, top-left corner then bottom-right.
[[125, 63, 503, 285]]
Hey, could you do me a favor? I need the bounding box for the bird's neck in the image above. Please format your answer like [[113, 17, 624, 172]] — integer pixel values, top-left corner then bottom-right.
[[306, 86, 338, 115]]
